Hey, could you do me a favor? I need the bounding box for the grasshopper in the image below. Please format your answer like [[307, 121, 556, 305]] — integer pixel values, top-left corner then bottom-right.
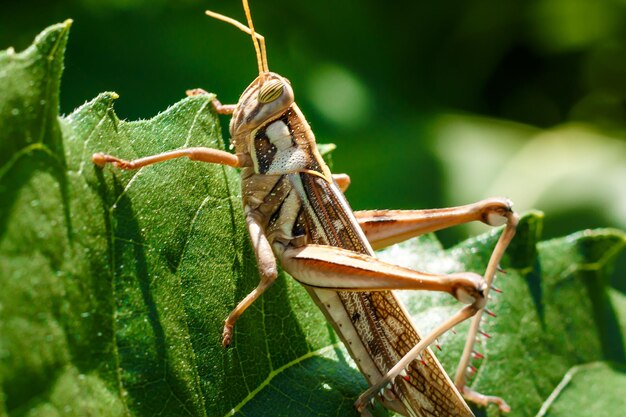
[[92, 1, 518, 415]]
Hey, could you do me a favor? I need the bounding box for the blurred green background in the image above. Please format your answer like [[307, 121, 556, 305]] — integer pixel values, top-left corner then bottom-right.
[[2, 0, 625, 285]]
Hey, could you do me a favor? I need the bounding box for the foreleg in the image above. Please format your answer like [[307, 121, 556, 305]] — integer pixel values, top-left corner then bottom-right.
[[93, 147, 248, 170]]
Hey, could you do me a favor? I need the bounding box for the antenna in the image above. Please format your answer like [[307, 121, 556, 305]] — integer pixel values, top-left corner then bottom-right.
[[205, 0, 269, 76]]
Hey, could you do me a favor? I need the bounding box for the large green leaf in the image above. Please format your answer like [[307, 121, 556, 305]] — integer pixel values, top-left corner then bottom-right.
[[1, 22, 625, 417]]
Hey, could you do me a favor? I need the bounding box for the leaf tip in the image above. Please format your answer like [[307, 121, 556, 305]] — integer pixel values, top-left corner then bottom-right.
[[507, 210, 544, 269], [569, 227, 626, 266], [33, 21, 72, 53], [86, 91, 119, 109], [67, 92, 120, 126]]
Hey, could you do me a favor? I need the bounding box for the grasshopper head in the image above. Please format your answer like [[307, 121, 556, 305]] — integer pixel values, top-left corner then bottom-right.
[[230, 74, 330, 178], [206, 0, 328, 179], [229, 72, 295, 150], [205, 1, 296, 155]]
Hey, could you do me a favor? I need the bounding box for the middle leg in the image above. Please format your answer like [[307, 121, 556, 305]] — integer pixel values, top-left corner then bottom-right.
[[221, 210, 278, 347]]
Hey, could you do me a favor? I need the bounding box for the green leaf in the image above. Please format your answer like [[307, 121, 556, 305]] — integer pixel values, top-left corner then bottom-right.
[[1, 22, 625, 417]]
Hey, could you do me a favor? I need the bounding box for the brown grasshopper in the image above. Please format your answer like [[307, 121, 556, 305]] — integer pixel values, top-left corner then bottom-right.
[[92, 1, 518, 415]]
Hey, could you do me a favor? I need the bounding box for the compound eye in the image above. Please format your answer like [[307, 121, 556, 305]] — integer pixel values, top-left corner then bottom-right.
[[258, 79, 284, 103]]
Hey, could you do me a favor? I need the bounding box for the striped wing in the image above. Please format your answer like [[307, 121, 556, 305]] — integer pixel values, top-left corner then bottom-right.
[[294, 173, 473, 417]]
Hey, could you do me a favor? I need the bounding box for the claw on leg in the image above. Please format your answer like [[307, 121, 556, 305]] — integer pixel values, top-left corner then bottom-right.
[[461, 385, 511, 413], [186, 88, 209, 97], [92, 153, 134, 169], [222, 323, 234, 347], [356, 403, 375, 417], [354, 396, 376, 417], [186, 89, 236, 114]]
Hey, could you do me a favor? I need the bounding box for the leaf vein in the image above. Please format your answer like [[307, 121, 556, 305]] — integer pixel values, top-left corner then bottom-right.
[[222, 343, 342, 417], [534, 362, 604, 417], [184, 97, 210, 148]]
